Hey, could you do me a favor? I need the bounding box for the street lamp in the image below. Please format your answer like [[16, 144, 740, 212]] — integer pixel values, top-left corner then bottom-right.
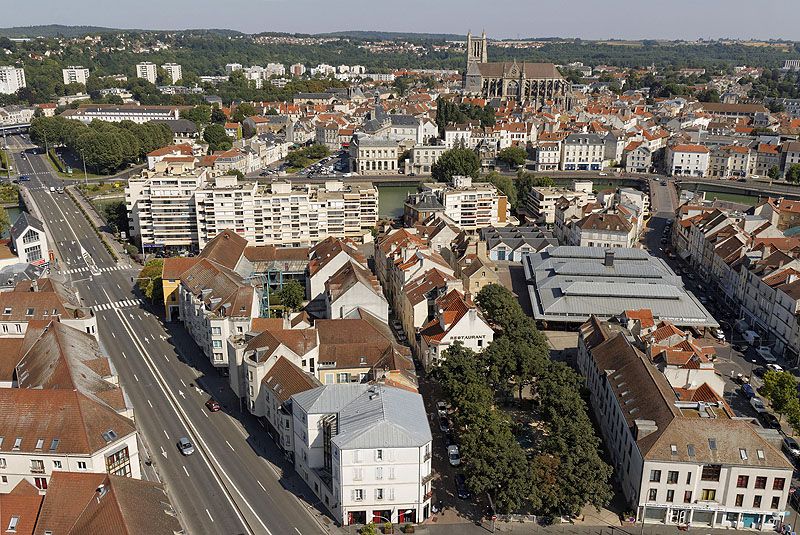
[[80, 149, 88, 185]]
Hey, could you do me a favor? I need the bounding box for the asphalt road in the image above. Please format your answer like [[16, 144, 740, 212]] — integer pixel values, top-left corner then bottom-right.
[[6, 135, 328, 535]]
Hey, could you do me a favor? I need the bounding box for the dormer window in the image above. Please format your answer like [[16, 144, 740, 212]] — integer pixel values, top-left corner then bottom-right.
[[2, 308, 9, 315], [25, 308, 34, 317]]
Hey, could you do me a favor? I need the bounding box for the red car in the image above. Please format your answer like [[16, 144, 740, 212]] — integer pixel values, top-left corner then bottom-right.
[[205, 398, 221, 412]]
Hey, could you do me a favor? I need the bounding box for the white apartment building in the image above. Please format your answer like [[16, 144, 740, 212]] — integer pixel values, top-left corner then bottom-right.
[[127, 162, 379, 251], [407, 145, 447, 176], [578, 318, 792, 531], [667, 145, 710, 177], [62, 105, 181, 124], [0, 66, 25, 95], [292, 384, 433, 526], [62, 66, 89, 86], [135, 62, 158, 84], [8, 212, 49, 265], [419, 175, 507, 230], [527, 180, 594, 225], [349, 133, 401, 175], [0, 388, 141, 491], [161, 63, 182, 84], [561, 133, 605, 171], [565, 212, 636, 248]]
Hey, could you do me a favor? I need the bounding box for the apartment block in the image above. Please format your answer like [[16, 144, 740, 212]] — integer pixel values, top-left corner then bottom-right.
[[61, 66, 89, 86], [0, 66, 26, 95], [161, 63, 182, 84], [135, 62, 158, 84]]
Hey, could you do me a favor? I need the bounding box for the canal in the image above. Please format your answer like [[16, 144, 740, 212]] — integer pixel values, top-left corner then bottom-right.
[[378, 184, 419, 219], [2, 205, 20, 239], [680, 187, 761, 206]]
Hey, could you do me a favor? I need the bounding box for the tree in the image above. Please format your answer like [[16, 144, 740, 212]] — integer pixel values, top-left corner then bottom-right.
[[226, 169, 245, 179], [476, 284, 525, 331], [231, 102, 257, 123], [761, 370, 799, 421], [359, 524, 378, 535], [277, 280, 305, 312], [486, 171, 518, 211], [768, 165, 781, 181], [696, 89, 720, 103], [497, 146, 527, 169], [203, 124, 232, 152], [242, 121, 256, 140], [181, 105, 212, 128], [0, 207, 9, 237], [431, 147, 479, 183], [101, 200, 129, 235], [137, 259, 164, 303], [211, 107, 227, 124], [786, 164, 800, 184]]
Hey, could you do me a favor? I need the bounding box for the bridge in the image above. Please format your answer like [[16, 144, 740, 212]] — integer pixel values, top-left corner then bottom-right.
[[676, 178, 800, 201], [0, 123, 30, 137]]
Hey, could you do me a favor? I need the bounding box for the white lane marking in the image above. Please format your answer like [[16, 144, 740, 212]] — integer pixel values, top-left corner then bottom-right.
[[180, 379, 186, 387], [295, 529, 302, 535], [206, 509, 214, 522], [133, 373, 138, 382], [164, 353, 169, 362], [226, 440, 235, 452], [147, 399, 153, 408], [111, 332, 115, 338], [121, 351, 127, 359], [163, 429, 169, 439], [258, 480, 266, 492], [183, 465, 190, 477]]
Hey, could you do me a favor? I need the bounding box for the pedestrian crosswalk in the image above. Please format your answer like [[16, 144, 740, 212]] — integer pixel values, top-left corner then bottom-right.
[[65, 265, 126, 275], [92, 299, 145, 312]]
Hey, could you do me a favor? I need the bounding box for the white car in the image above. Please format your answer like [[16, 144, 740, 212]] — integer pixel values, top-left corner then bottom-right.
[[766, 363, 784, 373], [447, 445, 461, 466], [750, 397, 767, 414], [756, 346, 777, 363], [711, 328, 726, 342]]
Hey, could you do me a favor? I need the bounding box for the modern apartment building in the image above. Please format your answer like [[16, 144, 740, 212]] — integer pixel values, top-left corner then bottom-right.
[[135, 62, 158, 84], [416, 175, 508, 230], [0, 66, 26, 95], [526, 180, 594, 225], [161, 63, 182, 84], [126, 161, 379, 251], [61, 66, 89, 86]]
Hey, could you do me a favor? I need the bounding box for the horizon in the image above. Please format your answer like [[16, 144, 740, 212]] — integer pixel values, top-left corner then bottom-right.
[[2, 0, 800, 41]]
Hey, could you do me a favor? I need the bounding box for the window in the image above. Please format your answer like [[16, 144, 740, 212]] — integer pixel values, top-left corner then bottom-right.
[[77, 461, 87, 471], [701, 464, 721, 481], [753, 495, 762, 508], [7, 515, 18, 532], [106, 447, 131, 477], [683, 491, 692, 503], [0, 458, 5, 469], [389, 467, 395, 480], [755, 476, 767, 489], [211, 327, 221, 335], [700, 489, 716, 501], [737, 475, 749, 488], [774, 478, 786, 490], [376, 449, 383, 461], [667, 471, 679, 484], [0, 476, 5, 485], [649, 470, 661, 482], [772, 496, 781, 509], [352, 468, 362, 481], [12, 438, 21, 451], [735, 494, 744, 507], [375, 467, 383, 480], [34, 477, 47, 490], [53, 460, 61, 469], [337, 373, 349, 383], [30, 459, 44, 473], [376, 488, 384, 500], [648, 489, 657, 501], [212, 340, 222, 349], [666, 490, 674, 503], [686, 472, 692, 485], [353, 489, 364, 501]]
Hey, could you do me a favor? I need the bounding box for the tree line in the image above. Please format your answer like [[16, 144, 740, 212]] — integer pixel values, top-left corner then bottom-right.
[[436, 284, 612, 519], [29, 116, 173, 174]]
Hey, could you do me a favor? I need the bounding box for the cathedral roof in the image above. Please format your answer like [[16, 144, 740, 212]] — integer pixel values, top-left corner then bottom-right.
[[475, 62, 563, 80]]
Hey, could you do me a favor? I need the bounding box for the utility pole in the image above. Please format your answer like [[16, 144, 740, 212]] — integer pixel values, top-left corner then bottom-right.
[[81, 150, 88, 185]]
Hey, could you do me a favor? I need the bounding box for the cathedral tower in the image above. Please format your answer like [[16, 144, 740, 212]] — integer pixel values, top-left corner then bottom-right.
[[466, 31, 488, 70]]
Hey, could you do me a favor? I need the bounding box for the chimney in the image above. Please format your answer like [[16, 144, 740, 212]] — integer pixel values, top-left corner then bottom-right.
[[604, 250, 615, 267], [634, 419, 658, 440]]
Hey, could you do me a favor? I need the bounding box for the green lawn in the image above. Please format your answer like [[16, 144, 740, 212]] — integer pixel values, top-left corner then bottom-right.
[[0, 184, 19, 204], [79, 182, 126, 199]]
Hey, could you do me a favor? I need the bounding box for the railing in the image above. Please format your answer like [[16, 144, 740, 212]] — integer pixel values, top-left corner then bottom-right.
[[30, 467, 45, 474], [423, 451, 431, 461], [422, 472, 434, 485]]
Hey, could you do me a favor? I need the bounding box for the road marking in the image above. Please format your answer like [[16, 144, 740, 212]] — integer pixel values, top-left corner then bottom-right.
[[258, 480, 266, 492], [164, 353, 169, 362], [147, 399, 153, 408], [163, 429, 169, 439], [206, 509, 214, 522], [160, 446, 167, 458], [226, 440, 235, 452], [121, 351, 127, 359], [111, 332, 115, 338], [180, 379, 186, 387], [133, 373, 138, 382], [295, 529, 302, 535], [183, 465, 190, 477]]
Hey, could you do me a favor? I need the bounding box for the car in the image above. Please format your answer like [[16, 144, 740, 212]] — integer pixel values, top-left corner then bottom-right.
[[56, 187, 64, 194], [752, 366, 767, 378], [660, 238, 667, 244], [18, 175, 29, 182], [783, 436, 800, 458], [756, 346, 777, 363], [685, 273, 696, 280], [436, 401, 449, 414], [711, 328, 726, 341], [660, 181, 667, 186], [205, 398, 221, 412], [49, 186, 55, 193], [455, 473, 471, 499], [741, 383, 756, 399], [598, 172, 608, 176], [767, 364, 784, 373], [447, 444, 461, 466], [737, 177, 747, 182], [438, 415, 450, 433], [760, 412, 781, 431], [177, 437, 195, 456], [750, 396, 767, 414]]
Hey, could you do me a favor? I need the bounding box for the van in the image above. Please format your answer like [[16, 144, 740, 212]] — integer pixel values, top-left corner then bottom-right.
[[743, 330, 761, 346]]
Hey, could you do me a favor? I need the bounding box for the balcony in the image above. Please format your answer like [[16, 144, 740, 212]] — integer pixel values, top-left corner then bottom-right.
[[422, 472, 434, 485], [424, 490, 433, 501], [423, 451, 431, 462], [30, 466, 45, 474]]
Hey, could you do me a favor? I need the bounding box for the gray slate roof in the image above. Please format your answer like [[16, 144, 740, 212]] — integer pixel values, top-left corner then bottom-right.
[[9, 212, 43, 243]]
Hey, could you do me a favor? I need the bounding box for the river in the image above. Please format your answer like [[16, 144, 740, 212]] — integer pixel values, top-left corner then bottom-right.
[[2, 205, 20, 239], [378, 184, 420, 219]]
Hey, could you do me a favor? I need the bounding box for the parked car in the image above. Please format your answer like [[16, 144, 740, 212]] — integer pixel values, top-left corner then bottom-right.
[[177, 437, 195, 456], [766, 364, 784, 373], [750, 397, 767, 414], [436, 401, 449, 414], [783, 436, 800, 458], [455, 473, 471, 499], [205, 398, 221, 412], [18, 175, 29, 181], [711, 328, 726, 342], [741, 383, 756, 399], [447, 444, 461, 466], [752, 367, 767, 379], [439, 415, 450, 433], [760, 412, 781, 431], [756, 346, 777, 363]]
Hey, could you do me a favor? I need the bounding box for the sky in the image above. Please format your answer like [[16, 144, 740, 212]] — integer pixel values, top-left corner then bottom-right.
[[3, 0, 799, 41]]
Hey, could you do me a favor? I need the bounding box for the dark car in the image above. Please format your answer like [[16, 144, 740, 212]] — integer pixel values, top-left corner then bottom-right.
[[205, 398, 221, 412], [18, 175, 30, 182], [752, 367, 767, 378], [759, 412, 781, 430], [455, 473, 471, 500], [741, 383, 756, 399]]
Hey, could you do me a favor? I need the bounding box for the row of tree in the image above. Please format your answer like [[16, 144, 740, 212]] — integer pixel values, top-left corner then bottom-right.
[[434, 97, 495, 138], [436, 284, 612, 518], [29, 116, 173, 174]]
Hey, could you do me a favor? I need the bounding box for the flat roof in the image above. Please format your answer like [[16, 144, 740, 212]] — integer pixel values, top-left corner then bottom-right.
[[523, 246, 718, 328]]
